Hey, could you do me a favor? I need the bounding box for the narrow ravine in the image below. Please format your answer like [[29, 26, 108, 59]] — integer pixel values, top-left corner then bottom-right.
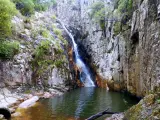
[[57, 19, 95, 87], [0, 0, 160, 120]]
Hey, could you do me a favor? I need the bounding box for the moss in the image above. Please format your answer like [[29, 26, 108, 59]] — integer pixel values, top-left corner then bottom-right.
[[143, 94, 155, 106], [124, 102, 142, 120], [99, 19, 105, 31], [113, 22, 121, 35], [24, 90, 31, 94]]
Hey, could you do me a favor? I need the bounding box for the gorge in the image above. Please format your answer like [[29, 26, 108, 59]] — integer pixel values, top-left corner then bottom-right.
[[0, 0, 160, 120]]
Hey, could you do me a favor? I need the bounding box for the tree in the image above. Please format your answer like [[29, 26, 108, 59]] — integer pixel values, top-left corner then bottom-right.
[[12, 0, 35, 16], [0, 0, 17, 38]]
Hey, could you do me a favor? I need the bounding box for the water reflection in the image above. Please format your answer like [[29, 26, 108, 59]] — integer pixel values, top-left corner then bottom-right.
[[13, 88, 138, 120], [75, 87, 95, 119]]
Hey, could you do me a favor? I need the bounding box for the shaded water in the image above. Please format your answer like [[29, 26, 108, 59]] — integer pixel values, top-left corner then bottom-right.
[[13, 88, 138, 120]]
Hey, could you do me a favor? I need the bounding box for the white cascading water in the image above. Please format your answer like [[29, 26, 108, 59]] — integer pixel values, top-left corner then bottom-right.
[[57, 19, 95, 87]]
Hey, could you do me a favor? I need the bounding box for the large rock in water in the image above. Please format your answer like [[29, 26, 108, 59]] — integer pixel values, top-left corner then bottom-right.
[[18, 96, 39, 109]]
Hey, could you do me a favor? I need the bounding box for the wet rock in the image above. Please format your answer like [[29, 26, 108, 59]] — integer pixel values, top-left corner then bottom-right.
[[56, 0, 160, 97], [43, 92, 52, 98], [105, 113, 124, 120], [0, 88, 20, 108], [27, 94, 33, 99], [124, 94, 160, 120], [18, 96, 39, 109], [12, 112, 21, 117]]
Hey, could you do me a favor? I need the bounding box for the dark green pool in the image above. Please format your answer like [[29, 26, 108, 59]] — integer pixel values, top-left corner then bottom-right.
[[14, 88, 139, 120]]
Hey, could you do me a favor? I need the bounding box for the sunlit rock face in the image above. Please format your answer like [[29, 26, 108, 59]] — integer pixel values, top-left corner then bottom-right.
[[0, 11, 71, 87], [56, 0, 160, 96]]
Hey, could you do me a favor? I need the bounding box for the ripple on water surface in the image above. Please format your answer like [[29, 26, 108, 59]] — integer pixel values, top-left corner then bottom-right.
[[13, 88, 139, 120]]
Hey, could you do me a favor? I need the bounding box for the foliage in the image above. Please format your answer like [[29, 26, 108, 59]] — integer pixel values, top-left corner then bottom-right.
[[41, 29, 50, 38], [0, 41, 20, 59], [90, 1, 105, 20], [0, 0, 17, 38], [24, 89, 31, 94], [115, 0, 133, 20], [157, 99, 160, 104], [89, 1, 112, 32], [113, 0, 132, 34], [89, 0, 133, 35], [12, 0, 57, 16], [31, 39, 65, 79], [52, 14, 56, 20], [12, 0, 35, 16], [113, 22, 121, 35], [53, 28, 62, 36], [34, 40, 51, 61], [33, 0, 57, 11]]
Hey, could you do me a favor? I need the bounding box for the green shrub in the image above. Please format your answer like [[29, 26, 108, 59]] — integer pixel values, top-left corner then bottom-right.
[[90, 1, 112, 22], [53, 28, 62, 36], [31, 39, 66, 84], [0, 0, 17, 38], [89, 1, 112, 32], [115, 0, 133, 20], [52, 14, 56, 20], [35, 40, 51, 59], [113, 22, 121, 35], [90, 1, 105, 20], [34, 4, 47, 11], [41, 29, 50, 38], [33, 0, 57, 11], [0, 41, 20, 59], [13, 0, 35, 16]]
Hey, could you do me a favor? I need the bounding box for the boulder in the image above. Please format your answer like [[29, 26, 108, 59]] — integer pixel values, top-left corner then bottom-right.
[[43, 92, 52, 98], [18, 96, 39, 109]]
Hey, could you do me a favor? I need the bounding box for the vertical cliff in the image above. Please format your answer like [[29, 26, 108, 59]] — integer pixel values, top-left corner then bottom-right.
[[56, 0, 160, 97], [0, 11, 72, 88]]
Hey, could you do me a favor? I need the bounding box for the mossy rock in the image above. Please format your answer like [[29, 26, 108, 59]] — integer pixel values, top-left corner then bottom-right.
[[124, 102, 142, 120], [143, 94, 155, 106]]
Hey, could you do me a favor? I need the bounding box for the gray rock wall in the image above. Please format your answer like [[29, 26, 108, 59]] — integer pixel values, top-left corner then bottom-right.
[[0, 11, 71, 87], [56, 0, 160, 96]]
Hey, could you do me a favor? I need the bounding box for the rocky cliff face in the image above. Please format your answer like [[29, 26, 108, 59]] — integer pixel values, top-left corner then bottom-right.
[[0, 11, 71, 88], [56, 0, 160, 97]]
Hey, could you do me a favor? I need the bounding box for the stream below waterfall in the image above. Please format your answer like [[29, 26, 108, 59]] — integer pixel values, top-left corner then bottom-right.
[[13, 88, 139, 120]]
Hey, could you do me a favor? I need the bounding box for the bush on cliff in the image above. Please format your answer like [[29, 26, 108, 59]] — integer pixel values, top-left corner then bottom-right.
[[12, 0, 35, 16], [12, 0, 57, 16], [0, 0, 17, 38], [0, 41, 20, 59], [33, 0, 57, 11]]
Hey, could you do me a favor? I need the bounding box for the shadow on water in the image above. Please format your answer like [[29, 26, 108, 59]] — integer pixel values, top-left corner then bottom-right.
[[13, 88, 139, 120]]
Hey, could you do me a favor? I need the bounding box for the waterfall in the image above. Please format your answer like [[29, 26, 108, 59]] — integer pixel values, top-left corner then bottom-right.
[[57, 19, 95, 87]]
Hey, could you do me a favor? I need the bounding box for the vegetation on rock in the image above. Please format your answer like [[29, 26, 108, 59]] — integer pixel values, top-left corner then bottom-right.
[[12, 0, 35, 16], [0, 41, 20, 59], [12, 0, 57, 16], [0, 0, 17, 38], [89, 0, 133, 35]]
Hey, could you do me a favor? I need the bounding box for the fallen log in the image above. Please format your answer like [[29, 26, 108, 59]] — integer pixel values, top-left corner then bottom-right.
[[86, 109, 119, 120]]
